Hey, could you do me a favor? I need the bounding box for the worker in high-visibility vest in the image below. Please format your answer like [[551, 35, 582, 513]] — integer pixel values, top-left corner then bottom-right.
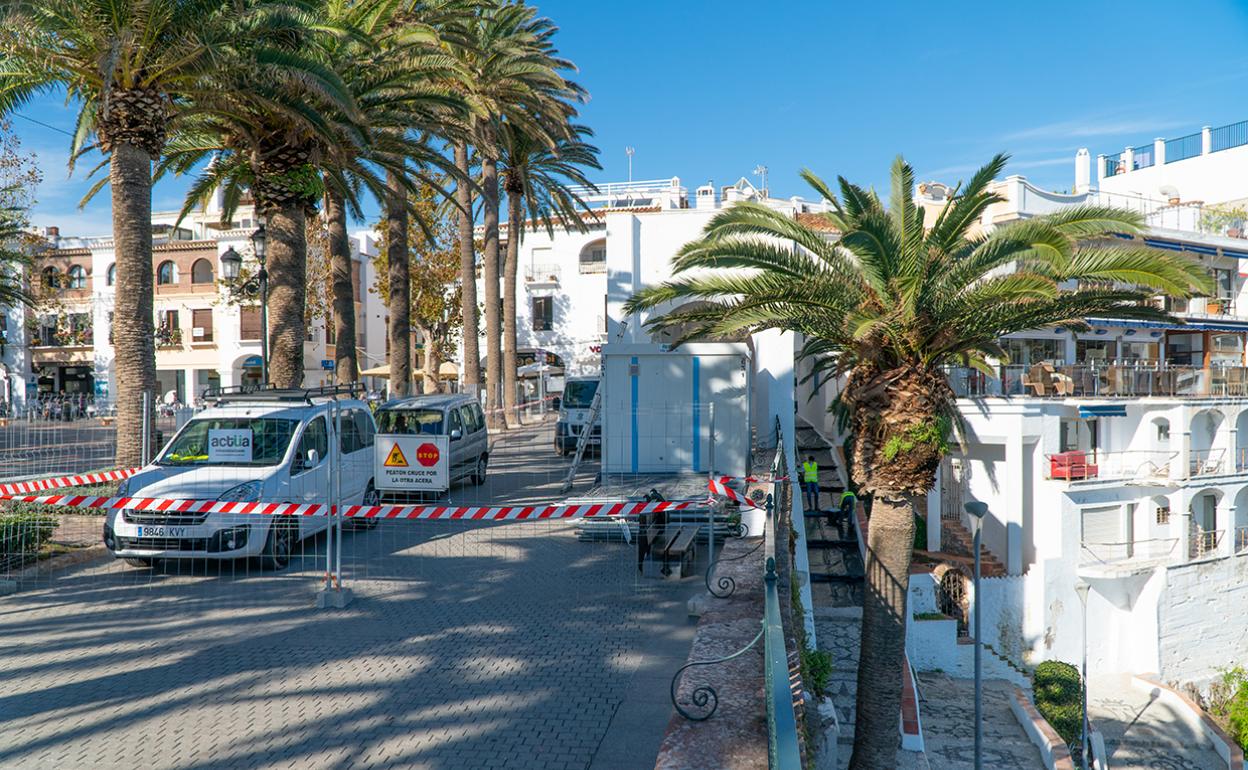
[[802, 455, 820, 512], [834, 489, 858, 534]]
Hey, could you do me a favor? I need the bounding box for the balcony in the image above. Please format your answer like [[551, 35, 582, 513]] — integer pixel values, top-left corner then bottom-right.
[[946, 363, 1248, 399], [524, 264, 560, 285], [1081, 536, 1178, 571], [1045, 450, 1175, 483], [155, 327, 183, 349]]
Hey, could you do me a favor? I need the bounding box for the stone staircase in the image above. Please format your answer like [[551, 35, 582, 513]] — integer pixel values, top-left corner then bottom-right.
[[938, 518, 1008, 577]]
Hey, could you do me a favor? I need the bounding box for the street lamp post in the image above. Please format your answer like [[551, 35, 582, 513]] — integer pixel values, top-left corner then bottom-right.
[[251, 224, 268, 387], [1075, 579, 1091, 769], [219, 224, 269, 388], [964, 501, 988, 770]]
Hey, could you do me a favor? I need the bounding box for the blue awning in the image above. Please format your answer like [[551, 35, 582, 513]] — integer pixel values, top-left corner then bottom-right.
[[1079, 405, 1127, 418], [1142, 237, 1218, 255], [1225, 249, 1248, 260], [1087, 317, 1248, 333], [242, 355, 263, 367]]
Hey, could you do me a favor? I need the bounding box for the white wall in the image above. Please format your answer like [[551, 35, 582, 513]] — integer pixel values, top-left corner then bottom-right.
[[1159, 554, 1248, 687], [1097, 135, 1248, 206]]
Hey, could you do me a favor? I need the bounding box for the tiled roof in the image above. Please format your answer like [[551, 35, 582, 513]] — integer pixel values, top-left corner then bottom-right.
[[795, 212, 839, 232]]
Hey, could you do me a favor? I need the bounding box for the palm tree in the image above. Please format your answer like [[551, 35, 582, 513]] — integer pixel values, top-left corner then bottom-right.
[[440, 1, 584, 421], [0, 0, 249, 465], [158, 2, 362, 389], [313, 0, 465, 389], [626, 154, 1212, 768], [498, 122, 599, 423]]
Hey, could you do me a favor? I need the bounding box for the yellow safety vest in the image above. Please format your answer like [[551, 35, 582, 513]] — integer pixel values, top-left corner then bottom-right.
[[802, 461, 818, 482]]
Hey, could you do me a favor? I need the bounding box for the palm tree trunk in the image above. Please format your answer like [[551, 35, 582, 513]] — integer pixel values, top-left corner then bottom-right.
[[848, 492, 917, 769], [387, 170, 412, 398], [455, 142, 481, 394], [326, 189, 357, 384], [265, 202, 307, 389], [110, 144, 156, 467], [502, 189, 521, 428], [418, 323, 439, 393], [481, 155, 503, 426]]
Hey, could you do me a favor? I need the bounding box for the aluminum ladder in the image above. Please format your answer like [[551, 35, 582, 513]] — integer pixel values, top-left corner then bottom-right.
[[560, 387, 602, 493]]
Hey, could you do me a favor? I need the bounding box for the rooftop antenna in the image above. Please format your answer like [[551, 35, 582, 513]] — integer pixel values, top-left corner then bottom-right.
[[625, 146, 635, 183], [753, 164, 769, 198]]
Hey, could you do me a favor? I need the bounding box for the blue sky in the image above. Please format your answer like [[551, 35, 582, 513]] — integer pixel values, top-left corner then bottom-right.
[[12, 0, 1248, 235]]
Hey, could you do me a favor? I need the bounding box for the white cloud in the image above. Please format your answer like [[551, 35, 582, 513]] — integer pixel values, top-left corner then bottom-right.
[[1003, 117, 1190, 143]]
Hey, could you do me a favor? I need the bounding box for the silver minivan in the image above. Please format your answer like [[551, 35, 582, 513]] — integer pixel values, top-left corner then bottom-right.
[[375, 394, 489, 486]]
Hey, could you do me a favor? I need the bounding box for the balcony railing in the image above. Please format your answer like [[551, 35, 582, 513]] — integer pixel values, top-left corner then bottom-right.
[[1236, 526, 1248, 554], [1132, 144, 1155, 170], [524, 264, 561, 284], [1190, 448, 1227, 477], [1081, 537, 1177, 567], [1191, 528, 1224, 560], [945, 363, 1248, 399], [1104, 152, 1124, 177], [1165, 132, 1203, 163], [1212, 120, 1248, 153], [1046, 450, 1175, 482]]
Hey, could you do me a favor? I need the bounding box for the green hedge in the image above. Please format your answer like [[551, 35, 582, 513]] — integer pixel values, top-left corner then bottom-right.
[[0, 512, 59, 563], [1033, 660, 1083, 745], [1208, 666, 1248, 751]]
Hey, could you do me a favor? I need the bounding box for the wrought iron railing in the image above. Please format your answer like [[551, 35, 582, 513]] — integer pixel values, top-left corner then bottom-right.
[[1166, 132, 1203, 163], [1212, 120, 1248, 153], [1191, 528, 1224, 559]]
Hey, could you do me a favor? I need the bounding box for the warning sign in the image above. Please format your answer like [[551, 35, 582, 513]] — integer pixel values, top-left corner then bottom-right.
[[375, 434, 448, 492], [384, 444, 409, 467]]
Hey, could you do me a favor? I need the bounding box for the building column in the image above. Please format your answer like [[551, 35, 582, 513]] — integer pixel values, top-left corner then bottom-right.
[[1217, 497, 1235, 558], [1171, 488, 1191, 562], [1202, 125, 1213, 155], [1096, 154, 1107, 184], [1172, 428, 1191, 482], [185, 368, 197, 404], [1154, 137, 1166, 166], [1004, 434, 1024, 574], [1123, 146, 1135, 173]]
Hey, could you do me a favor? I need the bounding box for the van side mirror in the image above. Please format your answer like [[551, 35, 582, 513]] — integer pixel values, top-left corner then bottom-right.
[[295, 448, 319, 472], [450, 429, 462, 441]]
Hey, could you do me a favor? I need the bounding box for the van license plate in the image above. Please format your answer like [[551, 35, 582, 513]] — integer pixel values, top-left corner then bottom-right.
[[136, 526, 186, 538]]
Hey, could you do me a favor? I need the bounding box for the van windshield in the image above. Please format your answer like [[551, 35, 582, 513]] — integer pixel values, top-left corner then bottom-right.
[[562, 380, 598, 409], [377, 409, 443, 435], [158, 417, 299, 466]]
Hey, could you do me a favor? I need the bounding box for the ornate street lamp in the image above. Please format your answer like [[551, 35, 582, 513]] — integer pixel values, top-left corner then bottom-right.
[[218, 223, 270, 386], [219, 246, 242, 280]]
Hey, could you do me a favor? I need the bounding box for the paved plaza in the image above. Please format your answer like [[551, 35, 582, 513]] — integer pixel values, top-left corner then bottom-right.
[[0, 421, 701, 770]]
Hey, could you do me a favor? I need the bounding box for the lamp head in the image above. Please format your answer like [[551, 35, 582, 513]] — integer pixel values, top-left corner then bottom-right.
[[251, 224, 267, 263], [964, 501, 988, 536], [219, 246, 241, 280], [1074, 579, 1090, 604]]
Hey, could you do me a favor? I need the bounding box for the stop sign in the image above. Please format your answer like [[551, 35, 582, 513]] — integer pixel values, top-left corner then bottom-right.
[[417, 442, 440, 467]]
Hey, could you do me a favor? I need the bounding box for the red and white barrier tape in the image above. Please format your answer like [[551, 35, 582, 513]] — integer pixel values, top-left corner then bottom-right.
[[0, 467, 139, 498], [707, 476, 764, 509], [0, 492, 698, 521]]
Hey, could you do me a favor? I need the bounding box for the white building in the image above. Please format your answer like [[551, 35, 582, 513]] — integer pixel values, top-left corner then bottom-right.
[[790, 127, 1248, 694], [21, 190, 386, 407], [474, 175, 827, 384]]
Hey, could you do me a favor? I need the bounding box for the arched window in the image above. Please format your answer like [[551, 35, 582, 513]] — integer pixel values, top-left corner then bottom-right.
[[67, 265, 86, 290], [190, 258, 214, 284], [41, 266, 60, 289], [106, 264, 116, 286], [579, 239, 607, 273], [157, 260, 177, 286]]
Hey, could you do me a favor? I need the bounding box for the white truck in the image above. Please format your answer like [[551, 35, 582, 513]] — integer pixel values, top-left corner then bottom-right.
[[554, 376, 600, 455]]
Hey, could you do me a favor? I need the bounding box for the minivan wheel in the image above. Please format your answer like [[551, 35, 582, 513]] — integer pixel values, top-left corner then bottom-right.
[[472, 454, 488, 485], [123, 557, 153, 569], [349, 482, 380, 530], [260, 521, 294, 570]]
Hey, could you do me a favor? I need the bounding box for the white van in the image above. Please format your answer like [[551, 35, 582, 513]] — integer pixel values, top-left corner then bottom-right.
[[104, 387, 379, 570], [554, 376, 600, 455]]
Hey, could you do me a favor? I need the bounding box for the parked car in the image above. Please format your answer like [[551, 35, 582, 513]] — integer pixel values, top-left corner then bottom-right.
[[554, 376, 600, 455], [374, 394, 489, 486], [103, 387, 379, 570]]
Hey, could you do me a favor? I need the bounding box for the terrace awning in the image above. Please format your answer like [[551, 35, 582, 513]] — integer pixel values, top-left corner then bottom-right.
[[1078, 405, 1127, 419], [1087, 318, 1248, 333]]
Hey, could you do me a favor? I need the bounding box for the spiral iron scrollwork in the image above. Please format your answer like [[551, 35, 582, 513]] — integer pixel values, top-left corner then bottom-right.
[[704, 539, 764, 598], [670, 628, 764, 721]]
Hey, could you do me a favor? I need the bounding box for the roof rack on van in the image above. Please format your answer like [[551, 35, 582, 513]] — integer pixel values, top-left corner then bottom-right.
[[202, 383, 364, 405]]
